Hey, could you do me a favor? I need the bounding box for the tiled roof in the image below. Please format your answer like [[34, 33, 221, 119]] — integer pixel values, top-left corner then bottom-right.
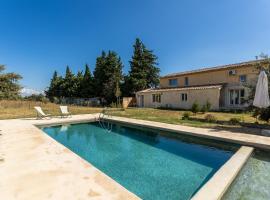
[[162, 59, 267, 78], [137, 84, 223, 93]]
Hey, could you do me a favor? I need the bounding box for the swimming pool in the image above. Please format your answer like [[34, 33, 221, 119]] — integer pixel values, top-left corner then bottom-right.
[[42, 121, 237, 200]]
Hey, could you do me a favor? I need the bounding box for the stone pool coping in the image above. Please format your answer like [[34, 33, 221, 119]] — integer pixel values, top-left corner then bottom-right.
[[191, 146, 254, 200], [0, 114, 139, 200], [105, 116, 270, 150], [0, 113, 268, 200]]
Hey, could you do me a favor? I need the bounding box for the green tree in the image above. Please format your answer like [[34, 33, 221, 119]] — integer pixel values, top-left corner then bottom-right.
[[93, 51, 123, 104], [0, 65, 22, 99], [62, 66, 76, 97], [103, 51, 123, 104], [45, 71, 62, 100], [80, 64, 94, 98], [93, 51, 107, 97], [75, 70, 84, 97], [124, 38, 160, 96]]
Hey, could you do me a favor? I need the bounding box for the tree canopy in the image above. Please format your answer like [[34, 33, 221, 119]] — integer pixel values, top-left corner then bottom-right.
[[46, 38, 160, 105], [0, 65, 22, 99], [123, 38, 160, 96]]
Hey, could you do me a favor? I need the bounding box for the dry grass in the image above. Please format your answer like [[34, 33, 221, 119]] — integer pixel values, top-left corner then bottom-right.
[[1, 101, 267, 134], [0, 100, 102, 119]]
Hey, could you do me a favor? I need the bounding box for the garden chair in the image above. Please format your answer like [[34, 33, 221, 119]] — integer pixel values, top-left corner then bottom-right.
[[34, 106, 51, 119], [60, 106, 72, 118]]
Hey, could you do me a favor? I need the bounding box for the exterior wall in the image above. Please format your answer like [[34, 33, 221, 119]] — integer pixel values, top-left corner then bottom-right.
[[136, 88, 221, 110], [122, 97, 136, 109], [160, 64, 260, 88]]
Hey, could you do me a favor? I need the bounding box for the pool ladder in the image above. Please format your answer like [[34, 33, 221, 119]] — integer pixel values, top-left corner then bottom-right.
[[98, 107, 113, 132]]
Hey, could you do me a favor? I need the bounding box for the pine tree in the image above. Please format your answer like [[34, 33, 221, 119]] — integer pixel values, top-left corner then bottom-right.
[[80, 64, 94, 98], [93, 51, 107, 97], [93, 51, 123, 104], [45, 71, 62, 100], [75, 70, 84, 97], [125, 38, 160, 96], [62, 66, 76, 97], [0, 65, 22, 99]]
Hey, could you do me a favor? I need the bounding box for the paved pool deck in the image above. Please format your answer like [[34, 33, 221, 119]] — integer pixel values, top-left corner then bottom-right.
[[0, 114, 139, 200], [0, 114, 270, 200]]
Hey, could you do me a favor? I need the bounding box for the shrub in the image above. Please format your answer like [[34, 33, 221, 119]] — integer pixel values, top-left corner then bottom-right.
[[182, 112, 191, 120], [258, 107, 270, 122], [204, 114, 217, 123], [191, 102, 200, 114], [201, 105, 207, 113], [206, 100, 211, 111], [229, 117, 241, 125]]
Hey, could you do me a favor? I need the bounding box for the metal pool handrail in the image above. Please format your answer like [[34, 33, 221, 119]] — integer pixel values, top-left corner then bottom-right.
[[98, 107, 113, 132]]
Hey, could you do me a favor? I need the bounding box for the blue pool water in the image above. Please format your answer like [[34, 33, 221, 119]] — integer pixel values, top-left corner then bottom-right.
[[42, 122, 235, 200]]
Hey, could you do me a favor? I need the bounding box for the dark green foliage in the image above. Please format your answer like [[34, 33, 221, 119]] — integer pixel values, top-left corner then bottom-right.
[[124, 38, 160, 96], [99, 51, 123, 104], [24, 94, 49, 103], [80, 64, 94, 98], [201, 105, 207, 113], [0, 65, 22, 99], [206, 100, 211, 111], [182, 111, 191, 120], [229, 117, 241, 125], [204, 114, 217, 123], [191, 101, 200, 114], [45, 71, 63, 99], [61, 66, 77, 97], [46, 38, 159, 104], [201, 100, 212, 113]]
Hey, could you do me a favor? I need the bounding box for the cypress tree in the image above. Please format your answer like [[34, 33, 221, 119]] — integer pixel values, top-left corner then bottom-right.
[[45, 71, 62, 100], [62, 66, 76, 97], [80, 64, 94, 98], [125, 38, 160, 96]]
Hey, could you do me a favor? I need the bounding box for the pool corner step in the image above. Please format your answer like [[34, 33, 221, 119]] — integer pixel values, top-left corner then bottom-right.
[[191, 146, 254, 200]]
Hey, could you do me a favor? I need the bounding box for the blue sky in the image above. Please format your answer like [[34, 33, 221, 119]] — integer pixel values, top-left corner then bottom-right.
[[0, 0, 270, 91]]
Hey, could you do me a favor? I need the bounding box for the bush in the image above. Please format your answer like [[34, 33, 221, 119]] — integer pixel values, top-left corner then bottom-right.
[[182, 112, 191, 120], [258, 107, 270, 122], [201, 105, 207, 113], [204, 114, 217, 123], [229, 117, 241, 125], [191, 102, 200, 114], [206, 100, 211, 111]]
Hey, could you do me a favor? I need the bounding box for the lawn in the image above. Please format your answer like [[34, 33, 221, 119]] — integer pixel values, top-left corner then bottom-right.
[[1, 100, 268, 134], [108, 108, 269, 134], [0, 100, 102, 119]]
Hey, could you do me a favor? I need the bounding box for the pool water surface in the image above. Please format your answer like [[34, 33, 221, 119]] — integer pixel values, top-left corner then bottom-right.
[[42, 121, 236, 200]]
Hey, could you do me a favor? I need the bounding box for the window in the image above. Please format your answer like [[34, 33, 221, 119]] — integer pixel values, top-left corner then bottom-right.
[[184, 77, 189, 86], [229, 89, 245, 105], [229, 70, 237, 76], [181, 93, 187, 101], [169, 79, 178, 87], [152, 94, 161, 103], [239, 75, 247, 83]]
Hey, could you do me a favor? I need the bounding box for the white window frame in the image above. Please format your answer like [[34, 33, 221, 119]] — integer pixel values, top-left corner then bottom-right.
[[152, 94, 161, 103]]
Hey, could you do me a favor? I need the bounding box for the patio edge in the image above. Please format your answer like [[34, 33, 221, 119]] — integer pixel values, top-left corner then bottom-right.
[[191, 146, 254, 200]]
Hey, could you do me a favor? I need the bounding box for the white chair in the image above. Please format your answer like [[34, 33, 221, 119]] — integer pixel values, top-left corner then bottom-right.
[[34, 106, 51, 119], [60, 106, 72, 118]]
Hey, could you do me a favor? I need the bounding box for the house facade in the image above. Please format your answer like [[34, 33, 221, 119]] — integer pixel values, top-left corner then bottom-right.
[[136, 59, 268, 110]]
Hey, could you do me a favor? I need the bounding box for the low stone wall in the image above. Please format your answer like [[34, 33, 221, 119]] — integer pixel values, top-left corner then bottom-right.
[[123, 97, 136, 109]]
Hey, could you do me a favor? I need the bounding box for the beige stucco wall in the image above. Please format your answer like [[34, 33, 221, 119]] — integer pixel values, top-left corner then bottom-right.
[[137, 88, 221, 110], [160, 64, 260, 88]]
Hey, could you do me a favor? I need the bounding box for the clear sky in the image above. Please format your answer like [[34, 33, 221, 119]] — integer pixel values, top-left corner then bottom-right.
[[0, 0, 270, 91]]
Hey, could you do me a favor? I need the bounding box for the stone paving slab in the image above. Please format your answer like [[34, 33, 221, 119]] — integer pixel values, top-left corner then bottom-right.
[[1, 114, 269, 200], [0, 114, 139, 200]]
